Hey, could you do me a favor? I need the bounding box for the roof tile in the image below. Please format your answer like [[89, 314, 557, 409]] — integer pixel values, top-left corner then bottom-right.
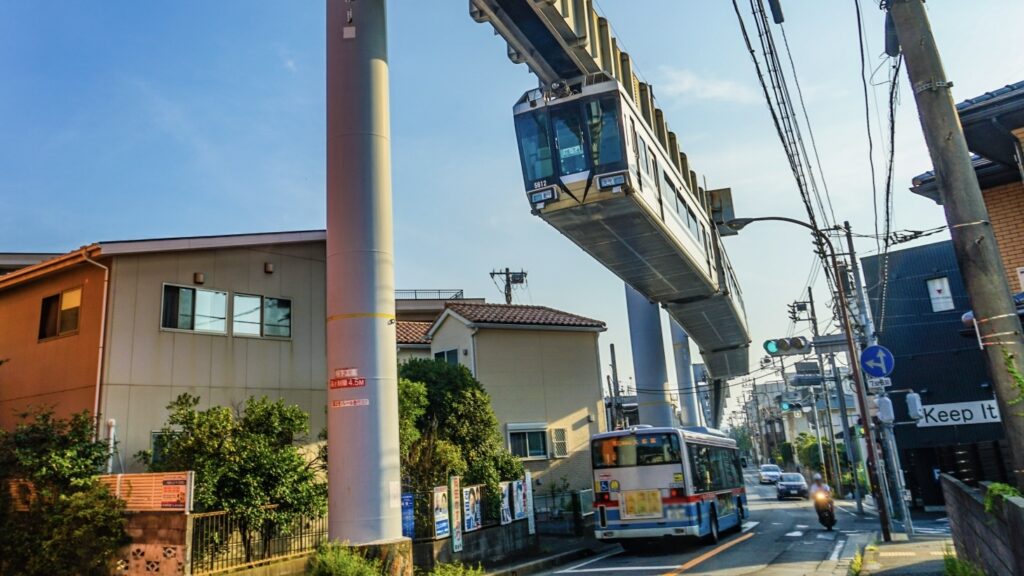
[[444, 302, 604, 329], [396, 321, 432, 344]]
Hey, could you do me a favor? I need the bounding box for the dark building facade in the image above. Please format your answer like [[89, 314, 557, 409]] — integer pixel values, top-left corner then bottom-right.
[[863, 240, 1009, 508]]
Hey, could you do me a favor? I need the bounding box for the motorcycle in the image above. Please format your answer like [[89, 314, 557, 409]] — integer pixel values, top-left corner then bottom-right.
[[813, 490, 836, 531]]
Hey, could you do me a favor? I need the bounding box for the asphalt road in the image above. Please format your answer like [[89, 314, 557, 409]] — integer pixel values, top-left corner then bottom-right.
[[537, 471, 879, 576]]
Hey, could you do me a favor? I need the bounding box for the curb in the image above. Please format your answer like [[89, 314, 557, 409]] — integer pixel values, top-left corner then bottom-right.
[[485, 544, 619, 576], [847, 532, 878, 576]]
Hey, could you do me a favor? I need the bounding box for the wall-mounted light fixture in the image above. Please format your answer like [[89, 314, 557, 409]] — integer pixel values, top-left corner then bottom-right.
[[264, 262, 274, 274], [193, 272, 205, 285]]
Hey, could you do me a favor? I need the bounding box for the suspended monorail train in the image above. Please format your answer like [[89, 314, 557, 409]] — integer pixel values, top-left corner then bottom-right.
[[512, 76, 750, 378]]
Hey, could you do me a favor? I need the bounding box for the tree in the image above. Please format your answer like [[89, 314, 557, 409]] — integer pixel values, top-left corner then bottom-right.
[[139, 394, 326, 562], [0, 409, 129, 576], [398, 359, 524, 504], [728, 427, 753, 452]]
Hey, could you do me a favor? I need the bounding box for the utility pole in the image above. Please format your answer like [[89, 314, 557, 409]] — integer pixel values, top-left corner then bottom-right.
[[888, 0, 1024, 488], [809, 387, 827, 477], [609, 343, 622, 430], [805, 290, 844, 491], [844, 222, 876, 347], [831, 352, 863, 513], [490, 268, 527, 305]]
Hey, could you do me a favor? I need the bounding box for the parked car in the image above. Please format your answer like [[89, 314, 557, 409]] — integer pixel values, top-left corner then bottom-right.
[[776, 473, 809, 500], [759, 464, 782, 484]]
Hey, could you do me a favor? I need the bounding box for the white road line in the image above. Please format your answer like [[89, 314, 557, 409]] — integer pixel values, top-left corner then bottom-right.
[[829, 540, 846, 561], [816, 533, 836, 540], [561, 567, 682, 573], [785, 531, 803, 537], [796, 524, 809, 529], [741, 521, 760, 532], [835, 504, 859, 517], [557, 549, 623, 573]]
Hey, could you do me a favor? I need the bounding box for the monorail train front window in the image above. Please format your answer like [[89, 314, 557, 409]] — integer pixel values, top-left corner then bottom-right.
[[514, 110, 554, 184], [551, 105, 587, 176], [586, 98, 622, 167]]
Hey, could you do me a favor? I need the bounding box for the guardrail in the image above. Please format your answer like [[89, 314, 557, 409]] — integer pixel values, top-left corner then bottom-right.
[[190, 508, 327, 575]]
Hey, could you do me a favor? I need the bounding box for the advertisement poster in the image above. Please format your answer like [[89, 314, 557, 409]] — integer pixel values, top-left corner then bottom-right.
[[499, 481, 512, 525], [401, 494, 415, 538], [525, 471, 535, 535], [449, 477, 463, 553], [433, 486, 450, 538], [462, 485, 482, 532], [160, 477, 188, 509], [513, 480, 526, 520]]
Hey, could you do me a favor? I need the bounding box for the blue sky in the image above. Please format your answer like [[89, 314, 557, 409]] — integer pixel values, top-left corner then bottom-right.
[[3, 1, 1023, 410]]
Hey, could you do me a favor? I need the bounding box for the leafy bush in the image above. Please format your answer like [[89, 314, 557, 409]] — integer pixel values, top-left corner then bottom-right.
[[429, 561, 484, 576], [0, 409, 130, 576], [307, 542, 382, 576], [983, 482, 1022, 514]]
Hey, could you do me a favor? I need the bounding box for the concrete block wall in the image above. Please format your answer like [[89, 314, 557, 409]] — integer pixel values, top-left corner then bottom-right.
[[114, 512, 188, 575], [941, 473, 1024, 576]]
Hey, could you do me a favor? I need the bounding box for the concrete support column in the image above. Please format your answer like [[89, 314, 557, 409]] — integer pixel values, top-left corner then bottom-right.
[[326, 0, 404, 549], [670, 320, 700, 427], [625, 284, 675, 427]]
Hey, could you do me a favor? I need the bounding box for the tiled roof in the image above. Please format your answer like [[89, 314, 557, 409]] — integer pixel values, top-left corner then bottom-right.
[[444, 302, 605, 329], [396, 321, 432, 344], [956, 80, 1024, 113]]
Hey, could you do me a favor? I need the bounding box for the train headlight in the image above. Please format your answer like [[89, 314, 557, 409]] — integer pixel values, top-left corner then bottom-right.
[[529, 188, 557, 206], [598, 174, 626, 189]]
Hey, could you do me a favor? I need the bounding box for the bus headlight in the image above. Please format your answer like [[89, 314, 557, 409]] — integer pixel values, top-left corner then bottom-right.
[[598, 174, 626, 189], [529, 188, 557, 206]]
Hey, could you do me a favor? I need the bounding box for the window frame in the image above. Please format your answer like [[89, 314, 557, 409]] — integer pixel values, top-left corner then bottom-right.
[[231, 292, 264, 338], [508, 423, 549, 461], [38, 286, 83, 341], [159, 283, 229, 336]]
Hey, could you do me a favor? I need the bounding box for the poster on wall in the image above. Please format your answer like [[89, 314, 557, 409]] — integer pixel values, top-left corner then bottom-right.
[[513, 480, 526, 520], [401, 494, 415, 538], [525, 471, 536, 535], [499, 481, 512, 525], [450, 476, 462, 552], [462, 485, 482, 532], [433, 486, 450, 538]]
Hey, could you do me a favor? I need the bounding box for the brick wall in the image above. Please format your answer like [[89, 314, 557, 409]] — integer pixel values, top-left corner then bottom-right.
[[983, 180, 1024, 292]]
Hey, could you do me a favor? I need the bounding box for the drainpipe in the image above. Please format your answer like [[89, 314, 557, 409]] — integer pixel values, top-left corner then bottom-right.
[[83, 252, 109, 439]]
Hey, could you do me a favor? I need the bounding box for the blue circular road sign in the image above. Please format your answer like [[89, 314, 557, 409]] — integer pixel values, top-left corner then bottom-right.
[[860, 345, 895, 378]]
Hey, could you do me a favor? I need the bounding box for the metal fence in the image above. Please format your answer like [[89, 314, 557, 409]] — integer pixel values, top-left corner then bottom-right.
[[533, 489, 592, 536], [394, 289, 465, 300], [190, 509, 327, 575]]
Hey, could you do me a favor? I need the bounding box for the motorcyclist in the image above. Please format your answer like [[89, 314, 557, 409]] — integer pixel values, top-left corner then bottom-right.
[[809, 473, 834, 514]]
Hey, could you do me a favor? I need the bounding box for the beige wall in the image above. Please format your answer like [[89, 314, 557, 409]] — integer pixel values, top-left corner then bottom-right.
[[397, 346, 431, 364], [472, 328, 606, 490], [101, 242, 326, 470], [428, 317, 474, 373]]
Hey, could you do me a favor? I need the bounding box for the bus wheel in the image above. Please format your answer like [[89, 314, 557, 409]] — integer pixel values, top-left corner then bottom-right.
[[705, 511, 720, 544]]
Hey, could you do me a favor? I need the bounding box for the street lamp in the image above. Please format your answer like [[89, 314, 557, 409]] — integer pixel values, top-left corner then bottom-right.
[[726, 216, 895, 542]]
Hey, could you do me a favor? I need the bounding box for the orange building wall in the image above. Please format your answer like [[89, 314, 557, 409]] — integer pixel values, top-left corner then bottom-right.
[[983, 180, 1024, 292], [0, 261, 106, 430]]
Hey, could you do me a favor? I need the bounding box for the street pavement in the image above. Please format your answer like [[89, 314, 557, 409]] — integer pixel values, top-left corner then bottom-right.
[[532, 470, 880, 576]]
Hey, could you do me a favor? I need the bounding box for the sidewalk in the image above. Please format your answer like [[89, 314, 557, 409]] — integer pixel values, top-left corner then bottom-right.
[[855, 535, 952, 575], [483, 535, 618, 576]]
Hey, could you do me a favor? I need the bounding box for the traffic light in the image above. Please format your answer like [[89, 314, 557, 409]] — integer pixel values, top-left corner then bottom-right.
[[763, 336, 811, 356]]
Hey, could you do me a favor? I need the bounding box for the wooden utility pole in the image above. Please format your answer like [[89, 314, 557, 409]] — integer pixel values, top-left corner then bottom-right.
[[490, 268, 527, 305], [888, 0, 1024, 488]]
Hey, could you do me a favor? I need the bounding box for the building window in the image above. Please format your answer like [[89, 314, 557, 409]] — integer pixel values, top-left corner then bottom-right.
[[926, 277, 955, 312], [161, 284, 227, 334], [434, 349, 458, 366], [38, 287, 82, 340], [550, 428, 568, 458], [508, 423, 548, 460], [231, 293, 292, 338]]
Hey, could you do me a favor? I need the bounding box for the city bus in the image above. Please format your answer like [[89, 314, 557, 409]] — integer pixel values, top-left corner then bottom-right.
[[591, 425, 746, 546]]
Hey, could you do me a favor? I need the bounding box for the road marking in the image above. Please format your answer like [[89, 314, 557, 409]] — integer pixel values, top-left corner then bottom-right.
[[771, 522, 782, 525], [562, 566, 680, 573], [880, 552, 918, 558], [816, 533, 836, 540], [659, 532, 756, 575], [829, 540, 846, 561], [796, 524, 809, 529], [557, 549, 623, 573], [741, 521, 760, 532], [784, 531, 803, 537]]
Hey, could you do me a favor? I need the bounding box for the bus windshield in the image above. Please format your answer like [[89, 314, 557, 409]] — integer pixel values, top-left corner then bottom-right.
[[591, 433, 682, 469]]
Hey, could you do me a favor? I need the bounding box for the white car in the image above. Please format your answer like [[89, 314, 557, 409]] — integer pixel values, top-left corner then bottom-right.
[[759, 464, 782, 484]]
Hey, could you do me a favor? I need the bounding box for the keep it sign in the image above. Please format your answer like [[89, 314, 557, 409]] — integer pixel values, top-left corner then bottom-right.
[[916, 400, 1001, 428]]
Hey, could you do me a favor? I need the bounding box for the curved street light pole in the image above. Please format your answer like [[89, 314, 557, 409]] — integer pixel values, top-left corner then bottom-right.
[[727, 216, 893, 542]]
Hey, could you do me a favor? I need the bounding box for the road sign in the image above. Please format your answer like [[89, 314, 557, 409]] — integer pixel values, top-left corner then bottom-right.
[[866, 377, 892, 390], [860, 345, 895, 378]]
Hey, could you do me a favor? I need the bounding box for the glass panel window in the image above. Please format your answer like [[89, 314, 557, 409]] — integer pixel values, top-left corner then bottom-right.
[[263, 297, 291, 338], [551, 104, 588, 176], [38, 294, 60, 339], [591, 433, 682, 469], [39, 287, 81, 340], [514, 110, 554, 183], [232, 294, 262, 336], [927, 277, 955, 312], [161, 285, 226, 334], [510, 430, 548, 459], [434, 349, 458, 366], [59, 288, 81, 334], [586, 98, 622, 167]]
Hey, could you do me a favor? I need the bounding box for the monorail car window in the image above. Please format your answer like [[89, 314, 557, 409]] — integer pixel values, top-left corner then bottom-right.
[[551, 105, 587, 176], [586, 98, 623, 167], [514, 110, 554, 184]]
